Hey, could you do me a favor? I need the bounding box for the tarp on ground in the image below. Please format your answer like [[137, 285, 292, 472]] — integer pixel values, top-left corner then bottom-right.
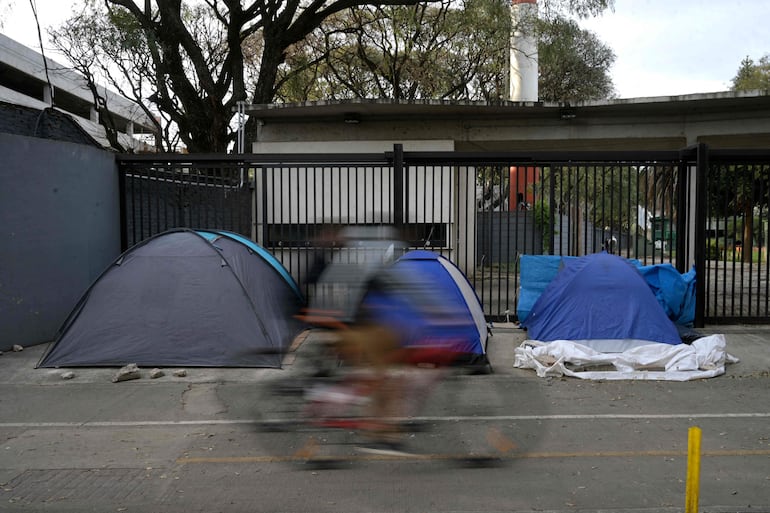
[[513, 334, 738, 381], [37, 229, 305, 368]]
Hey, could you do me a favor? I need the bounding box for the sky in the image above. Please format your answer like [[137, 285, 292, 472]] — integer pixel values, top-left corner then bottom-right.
[[578, 0, 770, 98], [2, 0, 769, 99]]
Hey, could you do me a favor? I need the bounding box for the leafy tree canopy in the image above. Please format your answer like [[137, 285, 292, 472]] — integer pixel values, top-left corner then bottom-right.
[[731, 54, 770, 91], [537, 15, 616, 102], [276, 0, 615, 103]]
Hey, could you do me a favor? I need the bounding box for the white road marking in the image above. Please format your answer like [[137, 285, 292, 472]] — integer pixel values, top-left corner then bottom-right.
[[1, 412, 769, 429]]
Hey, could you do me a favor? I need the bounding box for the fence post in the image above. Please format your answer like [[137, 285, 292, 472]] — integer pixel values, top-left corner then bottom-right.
[[548, 165, 556, 255], [694, 143, 709, 328], [393, 144, 404, 227], [675, 158, 689, 273]]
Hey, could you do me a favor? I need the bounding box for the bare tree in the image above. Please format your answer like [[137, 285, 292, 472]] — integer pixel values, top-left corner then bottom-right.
[[52, 0, 439, 153]]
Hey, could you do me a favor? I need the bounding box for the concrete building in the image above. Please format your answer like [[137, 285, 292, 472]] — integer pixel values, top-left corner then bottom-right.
[[0, 33, 156, 150]]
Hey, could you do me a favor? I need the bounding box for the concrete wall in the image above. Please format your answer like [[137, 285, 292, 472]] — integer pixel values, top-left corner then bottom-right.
[[0, 133, 120, 350], [477, 211, 542, 264]]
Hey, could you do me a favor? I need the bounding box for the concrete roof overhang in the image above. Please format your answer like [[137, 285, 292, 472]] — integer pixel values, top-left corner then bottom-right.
[[242, 91, 770, 123], [241, 91, 770, 151]]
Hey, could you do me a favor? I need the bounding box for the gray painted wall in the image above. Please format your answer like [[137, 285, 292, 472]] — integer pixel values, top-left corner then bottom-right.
[[0, 133, 120, 350]]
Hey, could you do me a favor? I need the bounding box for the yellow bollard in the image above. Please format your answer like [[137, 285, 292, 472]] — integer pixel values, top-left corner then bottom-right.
[[685, 426, 702, 513]]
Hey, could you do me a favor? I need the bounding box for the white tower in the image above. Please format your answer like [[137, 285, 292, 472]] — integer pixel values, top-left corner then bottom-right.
[[509, 0, 539, 102]]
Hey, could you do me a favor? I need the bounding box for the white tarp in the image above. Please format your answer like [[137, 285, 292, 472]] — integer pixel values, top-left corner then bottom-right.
[[513, 334, 739, 381]]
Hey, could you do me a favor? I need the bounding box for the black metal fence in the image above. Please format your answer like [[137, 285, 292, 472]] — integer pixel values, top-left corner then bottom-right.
[[117, 145, 770, 326], [118, 156, 252, 249], [701, 150, 770, 323]]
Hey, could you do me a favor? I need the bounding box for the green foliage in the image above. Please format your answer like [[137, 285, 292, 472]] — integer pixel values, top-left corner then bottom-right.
[[705, 239, 722, 260], [532, 200, 553, 253], [544, 165, 645, 231], [731, 55, 770, 91], [276, 0, 512, 102], [537, 16, 616, 101], [276, 0, 616, 103], [538, 0, 614, 20], [706, 164, 770, 263], [707, 164, 770, 217]]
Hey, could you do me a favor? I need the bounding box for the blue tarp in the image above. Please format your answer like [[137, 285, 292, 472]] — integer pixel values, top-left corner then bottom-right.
[[637, 263, 696, 327], [517, 255, 575, 322], [519, 252, 682, 346]]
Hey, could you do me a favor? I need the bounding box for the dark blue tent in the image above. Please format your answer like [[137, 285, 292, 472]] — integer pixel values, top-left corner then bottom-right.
[[38, 229, 305, 368], [520, 252, 681, 352], [360, 250, 489, 365]]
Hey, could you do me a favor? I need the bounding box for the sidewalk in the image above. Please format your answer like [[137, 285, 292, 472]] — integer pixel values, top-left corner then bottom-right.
[[1, 325, 768, 385]]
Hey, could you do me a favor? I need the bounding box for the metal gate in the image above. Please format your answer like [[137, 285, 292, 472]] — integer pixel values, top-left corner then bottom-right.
[[701, 149, 770, 324], [117, 145, 770, 326]]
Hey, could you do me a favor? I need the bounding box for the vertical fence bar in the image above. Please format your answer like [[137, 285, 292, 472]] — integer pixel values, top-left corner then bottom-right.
[[393, 144, 404, 228], [625, 164, 631, 259], [496, 164, 503, 317], [739, 164, 748, 316], [193, 165, 201, 229], [763, 164, 770, 317], [730, 168, 739, 315], [439, 165, 445, 257], [136, 162, 144, 242], [694, 143, 708, 328], [549, 166, 556, 256], [118, 163, 128, 251], [161, 164, 168, 236], [676, 159, 689, 272], [720, 162, 730, 318], [591, 164, 598, 254], [150, 162, 158, 236], [480, 165, 489, 313], [608, 163, 614, 253], [583, 164, 589, 255], [636, 165, 652, 265]]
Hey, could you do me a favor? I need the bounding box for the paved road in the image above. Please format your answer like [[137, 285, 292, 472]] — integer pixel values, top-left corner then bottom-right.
[[0, 327, 768, 513]]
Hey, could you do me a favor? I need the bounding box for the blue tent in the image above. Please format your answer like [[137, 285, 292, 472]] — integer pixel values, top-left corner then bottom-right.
[[520, 252, 681, 352], [359, 250, 489, 365], [517, 255, 696, 328]]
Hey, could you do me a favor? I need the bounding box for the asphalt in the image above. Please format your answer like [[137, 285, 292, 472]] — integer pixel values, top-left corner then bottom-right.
[[0, 325, 768, 513]]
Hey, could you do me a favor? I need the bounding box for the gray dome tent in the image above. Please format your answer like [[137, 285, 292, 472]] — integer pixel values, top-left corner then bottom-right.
[[37, 229, 305, 368]]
